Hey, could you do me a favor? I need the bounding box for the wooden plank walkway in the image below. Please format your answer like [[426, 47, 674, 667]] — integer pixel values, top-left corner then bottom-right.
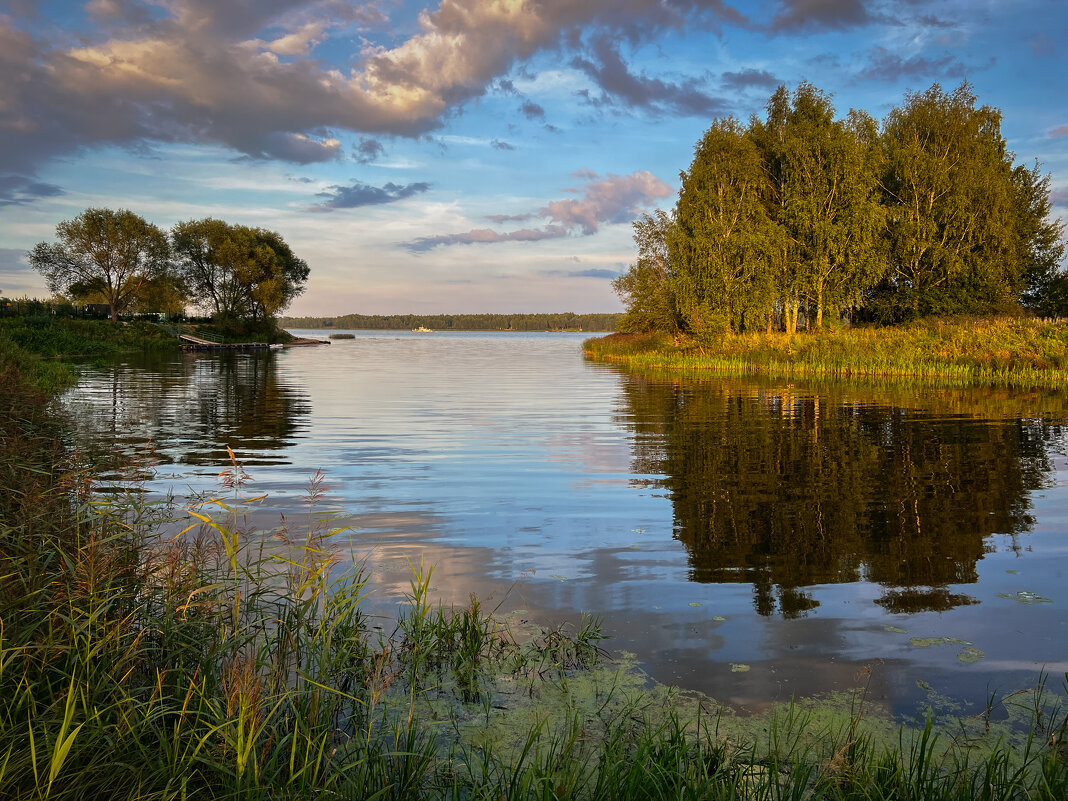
[[178, 333, 330, 351], [179, 333, 270, 351]]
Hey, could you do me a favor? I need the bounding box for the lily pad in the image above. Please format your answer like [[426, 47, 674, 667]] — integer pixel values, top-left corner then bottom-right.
[[997, 591, 1052, 604], [712, 616, 726, 621], [689, 602, 702, 607], [957, 647, 985, 663], [883, 625, 907, 634], [910, 636, 973, 648], [730, 663, 750, 673], [916, 679, 934, 691]]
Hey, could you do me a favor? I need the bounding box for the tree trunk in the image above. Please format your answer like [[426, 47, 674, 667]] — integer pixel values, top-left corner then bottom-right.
[[815, 278, 824, 329]]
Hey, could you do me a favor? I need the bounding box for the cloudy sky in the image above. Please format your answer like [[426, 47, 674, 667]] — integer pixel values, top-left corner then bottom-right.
[[1, 0, 1065, 315]]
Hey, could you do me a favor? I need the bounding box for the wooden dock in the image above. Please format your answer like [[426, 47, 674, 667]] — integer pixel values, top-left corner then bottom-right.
[[179, 334, 270, 351], [178, 333, 330, 351]]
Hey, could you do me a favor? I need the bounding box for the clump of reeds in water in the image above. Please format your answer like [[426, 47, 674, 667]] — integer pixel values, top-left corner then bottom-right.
[[328, 333, 356, 339], [586, 317, 1068, 386], [1, 437, 1067, 798]]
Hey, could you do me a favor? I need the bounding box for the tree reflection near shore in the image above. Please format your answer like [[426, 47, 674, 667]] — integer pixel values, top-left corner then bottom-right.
[[620, 376, 1063, 617]]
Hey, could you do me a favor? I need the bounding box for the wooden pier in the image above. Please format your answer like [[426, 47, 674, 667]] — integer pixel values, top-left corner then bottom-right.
[[179, 334, 270, 351], [178, 333, 330, 351]]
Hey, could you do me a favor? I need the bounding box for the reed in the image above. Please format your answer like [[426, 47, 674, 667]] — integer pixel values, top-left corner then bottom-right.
[[584, 317, 1068, 387], [1, 347, 1067, 798]]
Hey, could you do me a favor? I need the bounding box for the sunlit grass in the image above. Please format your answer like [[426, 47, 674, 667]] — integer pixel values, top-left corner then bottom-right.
[[584, 317, 1068, 387]]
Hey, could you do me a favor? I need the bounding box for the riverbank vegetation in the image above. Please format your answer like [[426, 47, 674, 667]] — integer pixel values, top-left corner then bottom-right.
[[586, 316, 1068, 385], [611, 82, 1065, 341], [281, 311, 622, 332], [1, 328, 1066, 798]]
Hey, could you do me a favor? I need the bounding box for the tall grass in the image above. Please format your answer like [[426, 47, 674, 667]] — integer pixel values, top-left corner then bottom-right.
[[1, 347, 1067, 798], [585, 317, 1068, 387]]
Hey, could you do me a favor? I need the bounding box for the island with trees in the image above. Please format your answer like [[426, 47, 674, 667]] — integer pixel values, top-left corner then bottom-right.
[[589, 82, 1068, 384]]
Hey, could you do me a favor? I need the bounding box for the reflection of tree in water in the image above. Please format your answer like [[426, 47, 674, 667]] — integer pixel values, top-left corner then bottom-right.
[[185, 352, 310, 465], [621, 378, 1060, 617], [64, 351, 310, 471]]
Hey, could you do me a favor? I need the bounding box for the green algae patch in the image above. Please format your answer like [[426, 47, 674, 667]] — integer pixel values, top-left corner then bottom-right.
[[998, 591, 1052, 604], [957, 647, 985, 663], [910, 636, 972, 648], [883, 625, 907, 634]]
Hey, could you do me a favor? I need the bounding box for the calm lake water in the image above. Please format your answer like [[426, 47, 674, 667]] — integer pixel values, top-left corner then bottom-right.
[[59, 330, 1068, 715]]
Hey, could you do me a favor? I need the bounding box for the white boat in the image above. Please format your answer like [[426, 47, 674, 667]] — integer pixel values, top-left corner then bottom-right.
[[412, 326, 434, 333]]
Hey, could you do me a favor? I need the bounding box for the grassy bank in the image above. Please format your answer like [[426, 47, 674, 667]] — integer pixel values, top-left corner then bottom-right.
[[584, 317, 1068, 386], [2, 333, 1067, 798], [0, 317, 179, 392]]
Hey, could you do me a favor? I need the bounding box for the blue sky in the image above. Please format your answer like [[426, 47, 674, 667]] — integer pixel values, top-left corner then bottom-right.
[[1, 0, 1065, 316]]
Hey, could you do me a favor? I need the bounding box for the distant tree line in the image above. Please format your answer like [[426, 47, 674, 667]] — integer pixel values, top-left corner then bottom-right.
[[614, 82, 1066, 336], [281, 312, 622, 332], [28, 208, 309, 328]]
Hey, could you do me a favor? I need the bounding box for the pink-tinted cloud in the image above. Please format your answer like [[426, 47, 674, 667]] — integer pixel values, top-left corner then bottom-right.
[[407, 170, 671, 250], [0, 0, 749, 179]]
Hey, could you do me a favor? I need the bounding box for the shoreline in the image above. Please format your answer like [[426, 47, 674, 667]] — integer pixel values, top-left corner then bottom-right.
[[584, 317, 1068, 387]]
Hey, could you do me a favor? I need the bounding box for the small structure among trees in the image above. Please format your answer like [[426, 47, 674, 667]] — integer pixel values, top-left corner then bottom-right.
[[29, 209, 308, 330], [614, 81, 1066, 336]]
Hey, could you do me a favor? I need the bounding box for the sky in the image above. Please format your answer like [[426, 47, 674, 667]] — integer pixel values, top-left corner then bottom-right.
[[0, 0, 1066, 316]]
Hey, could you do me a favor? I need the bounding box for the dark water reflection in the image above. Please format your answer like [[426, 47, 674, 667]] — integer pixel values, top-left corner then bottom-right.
[[59, 333, 1068, 714], [62, 350, 310, 474], [622, 378, 1058, 617]]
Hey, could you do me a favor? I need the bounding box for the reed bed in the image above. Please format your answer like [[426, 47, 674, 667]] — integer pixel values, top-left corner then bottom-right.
[[1, 343, 1067, 799], [584, 317, 1068, 387]]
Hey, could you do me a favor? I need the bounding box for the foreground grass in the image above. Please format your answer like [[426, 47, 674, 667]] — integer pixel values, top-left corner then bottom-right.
[[1, 342, 1067, 799], [585, 317, 1068, 386]]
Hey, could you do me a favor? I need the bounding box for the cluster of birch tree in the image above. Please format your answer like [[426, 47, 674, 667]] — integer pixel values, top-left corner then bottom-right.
[[29, 209, 309, 324], [614, 82, 1065, 335]]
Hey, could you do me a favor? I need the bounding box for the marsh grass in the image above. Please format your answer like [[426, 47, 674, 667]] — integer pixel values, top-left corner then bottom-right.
[[585, 317, 1068, 387], [1, 356, 1067, 798]]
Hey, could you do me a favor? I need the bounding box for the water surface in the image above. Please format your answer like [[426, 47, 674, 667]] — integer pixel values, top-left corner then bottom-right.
[[60, 331, 1068, 714]]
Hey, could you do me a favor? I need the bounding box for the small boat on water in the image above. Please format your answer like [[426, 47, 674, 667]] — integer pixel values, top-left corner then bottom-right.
[[412, 326, 434, 333]]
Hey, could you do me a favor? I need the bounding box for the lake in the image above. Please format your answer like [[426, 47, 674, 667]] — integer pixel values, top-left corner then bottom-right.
[[59, 330, 1068, 716]]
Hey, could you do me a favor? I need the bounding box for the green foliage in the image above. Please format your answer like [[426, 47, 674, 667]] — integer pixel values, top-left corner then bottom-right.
[[172, 218, 309, 322], [28, 208, 171, 322], [616, 82, 1064, 336], [671, 117, 778, 337], [612, 210, 678, 333]]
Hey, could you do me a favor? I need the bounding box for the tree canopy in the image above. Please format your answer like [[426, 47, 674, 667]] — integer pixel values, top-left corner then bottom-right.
[[171, 219, 309, 322], [614, 81, 1065, 336], [29, 209, 309, 325], [29, 208, 170, 321]]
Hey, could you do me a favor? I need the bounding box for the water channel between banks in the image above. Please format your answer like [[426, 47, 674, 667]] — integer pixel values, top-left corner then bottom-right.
[[58, 329, 1068, 717]]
